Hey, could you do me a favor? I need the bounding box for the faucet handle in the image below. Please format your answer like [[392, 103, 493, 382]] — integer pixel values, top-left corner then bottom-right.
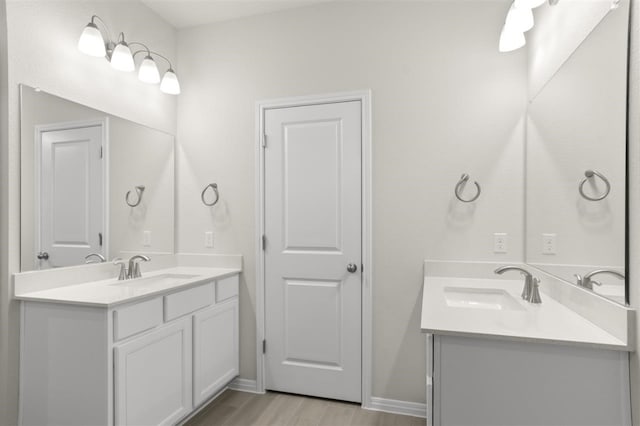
[[113, 258, 127, 280], [574, 274, 583, 287], [528, 278, 542, 304], [590, 280, 603, 287]]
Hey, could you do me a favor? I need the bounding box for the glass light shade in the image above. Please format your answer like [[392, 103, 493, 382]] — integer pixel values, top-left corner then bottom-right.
[[499, 25, 526, 52], [160, 69, 181, 95], [138, 55, 160, 84], [514, 0, 546, 9], [110, 42, 135, 72], [78, 23, 106, 57], [506, 4, 534, 32]]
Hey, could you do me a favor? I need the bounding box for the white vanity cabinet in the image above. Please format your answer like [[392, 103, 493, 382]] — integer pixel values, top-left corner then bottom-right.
[[114, 317, 193, 426], [427, 334, 632, 426], [19, 273, 240, 426]]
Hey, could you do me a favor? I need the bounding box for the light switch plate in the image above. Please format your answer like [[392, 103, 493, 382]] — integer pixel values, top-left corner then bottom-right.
[[205, 231, 214, 248]]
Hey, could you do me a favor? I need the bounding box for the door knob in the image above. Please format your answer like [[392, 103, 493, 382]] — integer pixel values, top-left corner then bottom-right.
[[37, 251, 49, 260], [347, 263, 358, 273]]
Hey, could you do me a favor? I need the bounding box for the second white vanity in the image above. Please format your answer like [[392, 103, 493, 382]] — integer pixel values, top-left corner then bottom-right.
[[421, 261, 635, 426], [15, 256, 241, 426]]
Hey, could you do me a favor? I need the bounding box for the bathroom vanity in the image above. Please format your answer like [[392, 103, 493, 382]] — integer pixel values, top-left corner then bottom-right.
[[421, 262, 634, 426], [14, 259, 241, 426]]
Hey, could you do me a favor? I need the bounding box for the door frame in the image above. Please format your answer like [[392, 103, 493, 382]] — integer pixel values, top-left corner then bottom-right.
[[33, 118, 109, 269], [255, 91, 372, 406]]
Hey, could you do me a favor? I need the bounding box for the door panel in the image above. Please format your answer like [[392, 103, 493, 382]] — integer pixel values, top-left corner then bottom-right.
[[39, 124, 103, 268], [264, 101, 362, 402]]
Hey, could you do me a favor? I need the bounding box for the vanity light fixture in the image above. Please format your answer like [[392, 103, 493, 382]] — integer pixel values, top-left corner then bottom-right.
[[78, 15, 180, 95]]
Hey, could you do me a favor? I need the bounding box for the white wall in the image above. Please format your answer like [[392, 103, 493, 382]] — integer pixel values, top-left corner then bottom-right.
[[0, 1, 177, 423], [176, 1, 526, 403], [528, 0, 613, 99]]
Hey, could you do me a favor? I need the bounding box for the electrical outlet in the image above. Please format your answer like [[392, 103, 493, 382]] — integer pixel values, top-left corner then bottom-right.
[[143, 231, 151, 247], [493, 233, 508, 253], [205, 231, 214, 248], [542, 233, 556, 255]]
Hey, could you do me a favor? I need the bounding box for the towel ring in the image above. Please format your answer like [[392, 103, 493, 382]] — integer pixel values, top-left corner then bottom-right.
[[579, 170, 610, 201], [454, 173, 481, 203], [126, 185, 145, 207], [201, 183, 219, 206]]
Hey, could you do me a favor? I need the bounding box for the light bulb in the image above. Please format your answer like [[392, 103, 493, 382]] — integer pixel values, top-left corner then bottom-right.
[[160, 69, 181, 95], [506, 3, 534, 32], [110, 42, 135, 72], [138, 55, 160, 84], [78, 22, 106, 57], [514, 0, 546, 9], [499, 24, 526, 52]]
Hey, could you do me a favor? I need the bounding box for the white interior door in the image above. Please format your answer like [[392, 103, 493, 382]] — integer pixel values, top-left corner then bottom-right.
[[38, 124, 104, 268], [264, 101, 362, 402]]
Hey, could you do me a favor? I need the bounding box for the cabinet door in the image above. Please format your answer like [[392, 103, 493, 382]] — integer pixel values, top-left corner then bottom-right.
[[193, 298, 239, 406], [114, 317, 192, 426]]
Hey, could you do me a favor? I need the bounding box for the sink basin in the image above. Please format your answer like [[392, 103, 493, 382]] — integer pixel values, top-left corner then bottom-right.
[[444, 286, 524, 311], [111, 273, 200, 288]]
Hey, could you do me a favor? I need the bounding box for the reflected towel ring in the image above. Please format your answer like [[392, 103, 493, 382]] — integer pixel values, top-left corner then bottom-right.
[[454, 173, 481, 203], [201, 183, 219, 206], [579, 170, 610, 201], [126, 185, 145, 207]]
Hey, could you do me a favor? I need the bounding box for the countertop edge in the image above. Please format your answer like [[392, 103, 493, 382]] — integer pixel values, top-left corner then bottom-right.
[[14, 268, 242, 308], [420, 327, 631, 352]]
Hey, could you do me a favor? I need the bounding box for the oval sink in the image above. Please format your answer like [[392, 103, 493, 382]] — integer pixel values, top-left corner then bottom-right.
[[444, 286, 525, 311]]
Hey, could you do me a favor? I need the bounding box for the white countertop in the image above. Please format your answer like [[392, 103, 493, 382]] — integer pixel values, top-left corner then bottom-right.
[[14, 266, 241, 308], [421, 276, 631, 351]]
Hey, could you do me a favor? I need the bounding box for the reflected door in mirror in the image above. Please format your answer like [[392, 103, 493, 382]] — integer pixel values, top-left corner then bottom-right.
[[38, 123, 104, 269]]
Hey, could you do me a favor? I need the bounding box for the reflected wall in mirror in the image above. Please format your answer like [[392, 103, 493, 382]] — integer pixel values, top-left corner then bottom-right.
[[20, 85, 175, 271], [525, 3, 628, 305]]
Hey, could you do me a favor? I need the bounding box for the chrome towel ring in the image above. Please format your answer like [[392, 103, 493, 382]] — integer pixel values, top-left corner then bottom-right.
[[201, 183, 219, 206], [454, 173, 481, 203], [126, 185, 145, 207], [579, 170, 610, 201]]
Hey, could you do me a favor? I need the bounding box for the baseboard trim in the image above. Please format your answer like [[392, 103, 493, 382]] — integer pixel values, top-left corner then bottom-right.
[[365, 396, 427, 418], [228, 377, 262, 394]]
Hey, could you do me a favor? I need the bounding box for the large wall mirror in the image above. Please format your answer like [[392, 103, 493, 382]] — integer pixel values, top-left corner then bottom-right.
[[20, 85, 175, 271], [525, 3, 628, 305]]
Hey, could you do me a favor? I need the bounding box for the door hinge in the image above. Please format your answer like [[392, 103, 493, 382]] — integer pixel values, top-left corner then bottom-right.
[[361, 263, 364, 273], [262, 134, 267, 148], [99, 232, 103, 246], [263, 339, 266, 354], [262, 234, 266, 250], [100, 146, 103, 159]]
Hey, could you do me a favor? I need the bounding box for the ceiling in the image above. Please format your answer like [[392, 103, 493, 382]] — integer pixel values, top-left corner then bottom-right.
[[140, 0, 334, 29]]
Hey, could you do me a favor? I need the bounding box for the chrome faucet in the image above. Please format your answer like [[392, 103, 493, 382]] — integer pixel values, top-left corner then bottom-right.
[[494, 265, 542, 304], [85, 253, 106, 264], [575, 269, 625, 290], [127, 255, 150, 279]]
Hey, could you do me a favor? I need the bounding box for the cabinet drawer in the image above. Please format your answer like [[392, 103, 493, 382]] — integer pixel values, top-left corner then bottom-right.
[[164, 283, 214, 322], [216, 275, 239, 302], [113, 298, 163, 341]]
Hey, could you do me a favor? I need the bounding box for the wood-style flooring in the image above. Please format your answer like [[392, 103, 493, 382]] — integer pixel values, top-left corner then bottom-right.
[[184, 390, 426, 426]]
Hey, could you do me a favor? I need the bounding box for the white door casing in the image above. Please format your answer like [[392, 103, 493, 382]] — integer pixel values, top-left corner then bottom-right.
[[263, 101, 363, 402], [36, 122, 105, 269]]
